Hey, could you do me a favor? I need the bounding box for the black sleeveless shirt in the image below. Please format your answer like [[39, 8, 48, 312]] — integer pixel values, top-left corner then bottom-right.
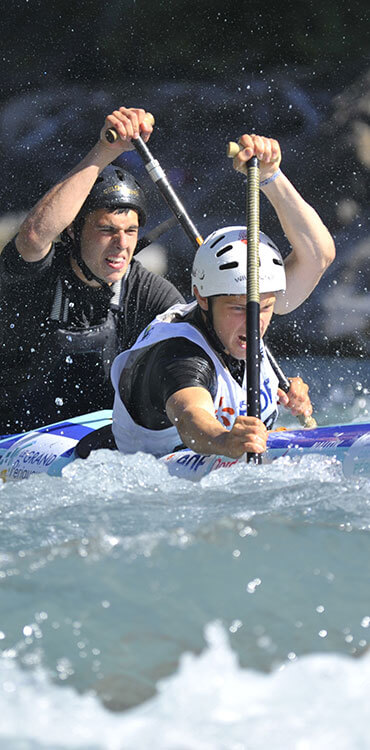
[[0, 240, 183, 433]]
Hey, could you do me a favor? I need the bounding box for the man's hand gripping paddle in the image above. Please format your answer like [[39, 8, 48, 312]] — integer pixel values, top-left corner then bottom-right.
[[263, 345, 317, 429]]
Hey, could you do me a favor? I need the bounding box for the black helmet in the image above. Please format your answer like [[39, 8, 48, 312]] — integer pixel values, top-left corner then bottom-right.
[[63, 166, 147, 290], [76, 165, 147, 226]]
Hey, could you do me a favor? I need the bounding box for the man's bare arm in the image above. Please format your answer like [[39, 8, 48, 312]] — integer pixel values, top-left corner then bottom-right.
[[233, 134, 335, 314], [261, 172, 335, 314], [166, 386, 267, 458], [15, 107, 154, 262]]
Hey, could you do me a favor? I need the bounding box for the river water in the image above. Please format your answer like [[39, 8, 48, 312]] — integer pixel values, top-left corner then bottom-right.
[[0, 355, 369, 749]]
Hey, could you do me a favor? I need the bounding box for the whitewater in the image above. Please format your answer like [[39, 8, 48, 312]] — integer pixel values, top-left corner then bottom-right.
[[0, 354, 369, 749]]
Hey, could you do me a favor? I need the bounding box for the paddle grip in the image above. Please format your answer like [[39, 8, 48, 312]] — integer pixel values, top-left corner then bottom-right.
[[298, 414, 317, 429], [105, 113, 155, 143], [273, 372, 318, 429], [227, 141, 242, 158]]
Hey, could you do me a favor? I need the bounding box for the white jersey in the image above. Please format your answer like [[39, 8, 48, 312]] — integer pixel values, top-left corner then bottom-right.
[[111, 302, 279, 456]]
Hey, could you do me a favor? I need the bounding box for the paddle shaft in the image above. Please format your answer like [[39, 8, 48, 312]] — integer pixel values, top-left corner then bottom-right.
[[245, 157, 262, 464], [105, 126, 203, 248]]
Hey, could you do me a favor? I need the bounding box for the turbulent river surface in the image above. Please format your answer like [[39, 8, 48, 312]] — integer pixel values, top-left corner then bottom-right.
[[0, 355, 369, 749]]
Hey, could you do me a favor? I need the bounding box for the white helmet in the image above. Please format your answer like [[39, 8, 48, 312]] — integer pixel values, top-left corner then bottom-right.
[[191, 226, 286, 297]]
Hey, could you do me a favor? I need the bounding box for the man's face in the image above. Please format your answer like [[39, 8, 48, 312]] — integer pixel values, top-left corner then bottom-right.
[[73, 208, 139, 285], [196, 292, 276, 359]]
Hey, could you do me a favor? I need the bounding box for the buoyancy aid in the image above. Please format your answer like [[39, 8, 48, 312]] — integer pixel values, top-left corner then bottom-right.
[[0, 277, 124, 432], [111, 302, 279, 456]]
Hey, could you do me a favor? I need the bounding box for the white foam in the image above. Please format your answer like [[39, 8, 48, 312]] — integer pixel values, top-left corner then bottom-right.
[[1, 622, 369, 749]]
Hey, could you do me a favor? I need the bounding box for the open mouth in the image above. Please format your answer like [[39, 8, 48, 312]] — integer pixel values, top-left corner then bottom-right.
[[105, 256, 126, 270], [238, 334, 247, 348]]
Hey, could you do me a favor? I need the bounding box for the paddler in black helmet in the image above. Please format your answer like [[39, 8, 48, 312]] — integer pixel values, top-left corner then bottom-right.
[[66, 164, 148, 287], [0, 107, 184, 433]]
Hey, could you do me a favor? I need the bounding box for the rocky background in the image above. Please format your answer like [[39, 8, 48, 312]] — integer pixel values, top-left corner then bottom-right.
[[1, 0, 369, 356]]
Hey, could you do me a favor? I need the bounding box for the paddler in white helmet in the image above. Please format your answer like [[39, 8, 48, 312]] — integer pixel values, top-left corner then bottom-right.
[[111, 226, 313, 459]]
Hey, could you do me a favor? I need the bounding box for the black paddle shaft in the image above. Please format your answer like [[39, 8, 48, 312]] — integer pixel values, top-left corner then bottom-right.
[[264, 344, 290, 392], [129, 133, 262, 461], [105, 128, 203, 249], [246, 156, 262, 464]]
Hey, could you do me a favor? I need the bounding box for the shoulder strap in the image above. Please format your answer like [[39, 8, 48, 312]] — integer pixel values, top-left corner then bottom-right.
[[50, 277, 70, 323], [109, 277, 123, 309], [50, 271, 126, 322]]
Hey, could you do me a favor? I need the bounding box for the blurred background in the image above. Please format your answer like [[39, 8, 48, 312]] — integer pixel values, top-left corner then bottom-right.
[[0, 0, 369, 356]]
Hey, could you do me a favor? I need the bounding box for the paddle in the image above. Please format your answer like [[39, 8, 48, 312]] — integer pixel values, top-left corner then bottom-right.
[[105, 118, 203, 248], [245, 156, 262, 463], [226, 145, 261, 463]]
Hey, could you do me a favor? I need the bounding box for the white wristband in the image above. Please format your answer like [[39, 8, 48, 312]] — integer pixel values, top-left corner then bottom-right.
[[260, 168, 282, 187]]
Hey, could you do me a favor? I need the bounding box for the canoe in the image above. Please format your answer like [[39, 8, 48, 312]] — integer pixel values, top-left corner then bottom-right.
[[1, 411, 369, 483]]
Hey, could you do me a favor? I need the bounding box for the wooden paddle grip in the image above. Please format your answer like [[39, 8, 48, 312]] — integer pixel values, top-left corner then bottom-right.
[[227, 141, 242, 158], [105, 113, 155, 143], [298, 414, 317, 429]]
